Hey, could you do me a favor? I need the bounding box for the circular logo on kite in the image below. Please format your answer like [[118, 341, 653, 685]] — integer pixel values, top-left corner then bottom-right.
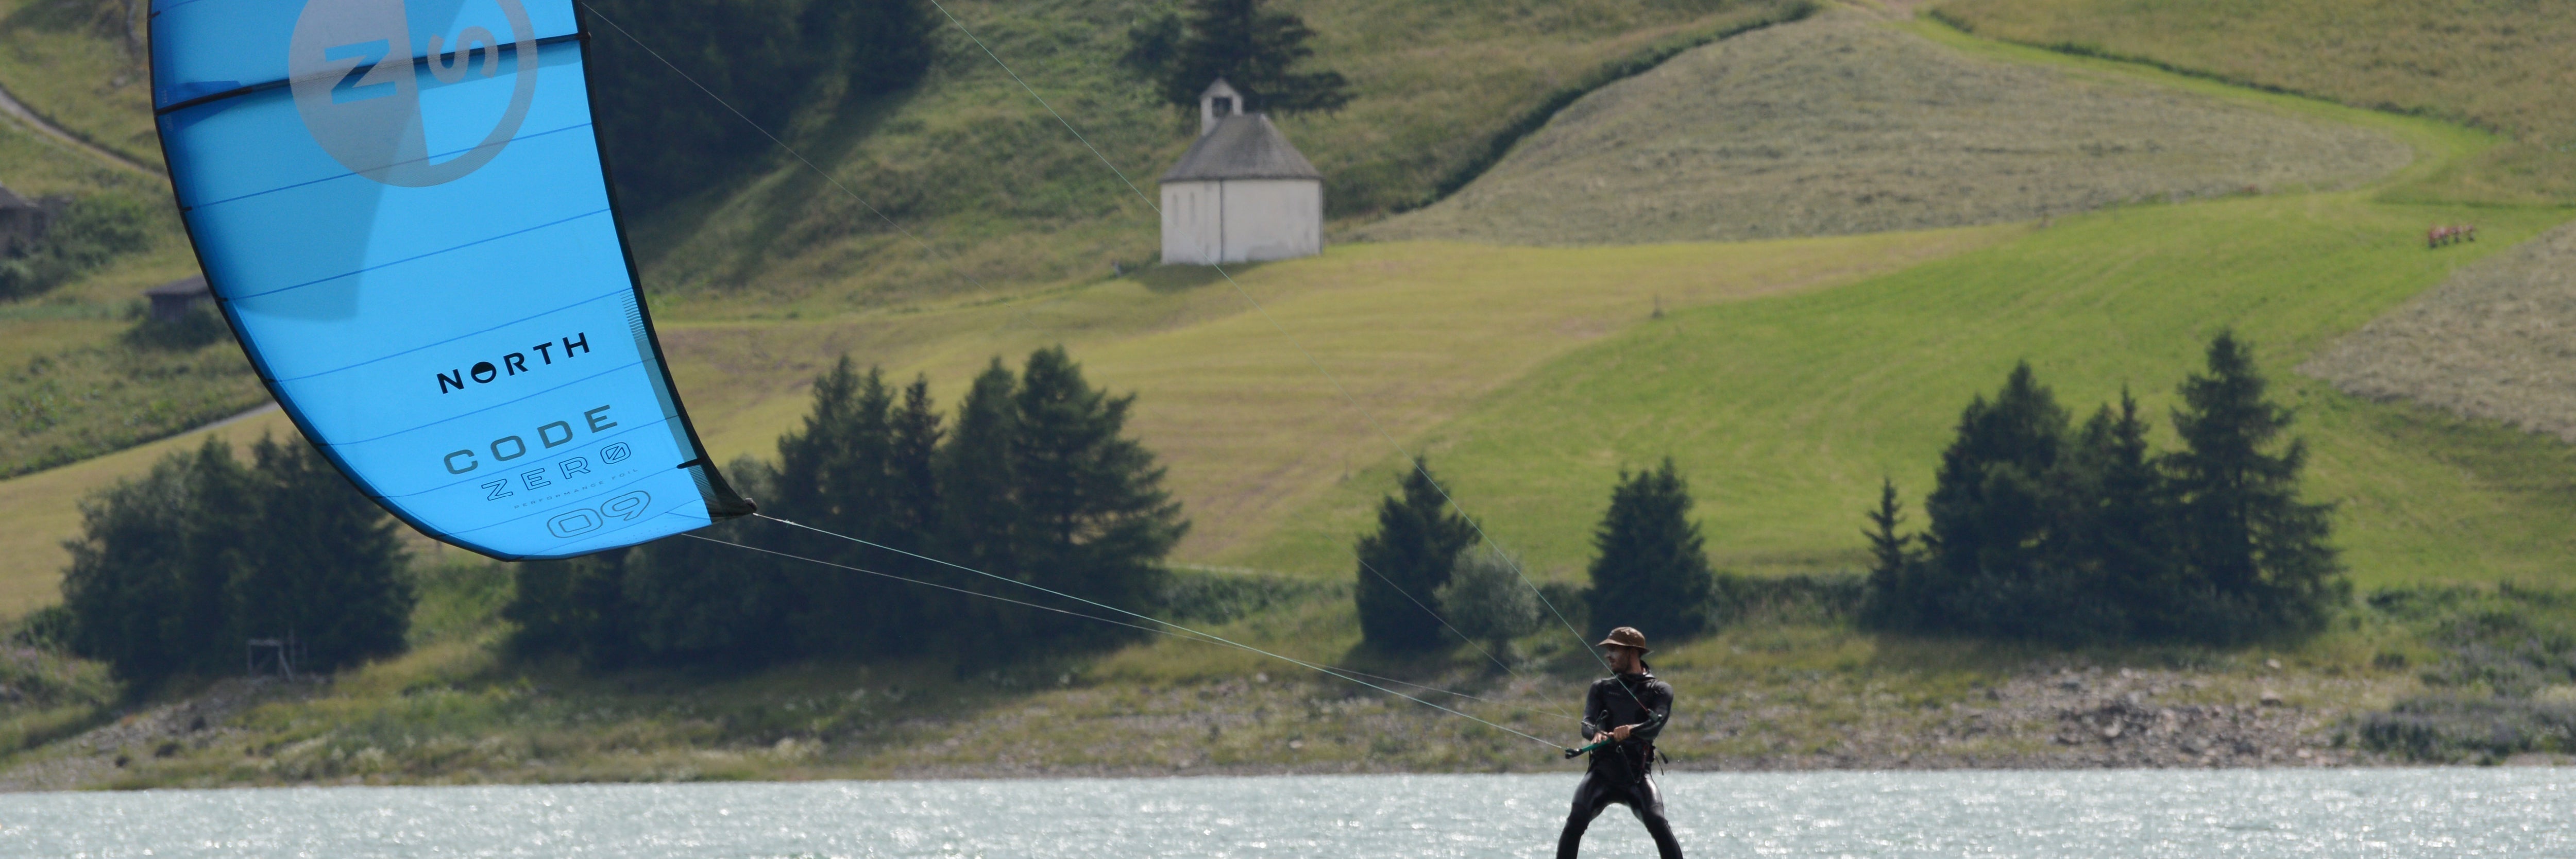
[[288, 0, 539, 187]]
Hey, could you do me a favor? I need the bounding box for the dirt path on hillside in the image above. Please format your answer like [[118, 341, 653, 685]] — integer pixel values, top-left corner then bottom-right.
[[0, 80, 159, 176]]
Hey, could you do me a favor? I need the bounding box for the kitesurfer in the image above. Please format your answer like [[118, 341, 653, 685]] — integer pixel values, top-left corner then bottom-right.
[[1557, 626, 1681, 859]]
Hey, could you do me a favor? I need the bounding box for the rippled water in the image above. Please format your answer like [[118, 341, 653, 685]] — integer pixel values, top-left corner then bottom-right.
[[4, 769, 2570, 857]]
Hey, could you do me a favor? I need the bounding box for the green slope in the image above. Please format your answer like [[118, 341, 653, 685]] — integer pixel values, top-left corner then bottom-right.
[[1235, 44, 2576, 586], [630, 0, 1816, 310]]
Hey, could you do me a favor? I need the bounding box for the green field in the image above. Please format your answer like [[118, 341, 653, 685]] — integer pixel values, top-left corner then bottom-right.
[[1252, 195, 2576, 586]]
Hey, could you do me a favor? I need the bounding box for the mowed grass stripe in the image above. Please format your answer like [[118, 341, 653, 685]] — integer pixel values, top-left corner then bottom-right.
[[1237, 194, 2576, 586], [665, 230, 2008, 563]]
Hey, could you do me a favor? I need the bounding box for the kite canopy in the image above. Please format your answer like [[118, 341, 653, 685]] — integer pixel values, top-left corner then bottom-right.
[[151, 0, 752, 560]]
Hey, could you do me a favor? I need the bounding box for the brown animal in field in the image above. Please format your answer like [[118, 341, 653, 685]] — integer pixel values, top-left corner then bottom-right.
[[2428, 224, 2479, 248]]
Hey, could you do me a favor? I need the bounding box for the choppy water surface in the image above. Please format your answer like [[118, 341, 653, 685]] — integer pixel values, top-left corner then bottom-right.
[[3, 769, 2569, 857]]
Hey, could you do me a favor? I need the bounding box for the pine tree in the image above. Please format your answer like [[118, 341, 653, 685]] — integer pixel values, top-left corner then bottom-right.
[[1010, 346, 1189, 641], [504, 547, 636, 668], [1586, 458, 1715, 641], [770, 358, 900, 652], [617, 459, 794, 663], [1353, 459, 1478, 651], [1859, 477, 1921, 630], [888, 375, 945, 553], [2165, 331, 2342, 639], [1919, 361, 2070, 635], [2055, 390, 2179, 639], [1125, 0, 1352, 114], [935, 359, 1028, 650]]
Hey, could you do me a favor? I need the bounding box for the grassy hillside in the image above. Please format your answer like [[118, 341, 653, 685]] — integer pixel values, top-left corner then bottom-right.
[[0, 111, 260, 482], [1252, 193, 2576, 586], [1929, 0, 2576, 205], [1364, 10, 2411, 245], [636, 0, 1815, 311], [2306, 221, 2576, 445], [0, 0, 154, 167], [1234, 27, 2576, 586]]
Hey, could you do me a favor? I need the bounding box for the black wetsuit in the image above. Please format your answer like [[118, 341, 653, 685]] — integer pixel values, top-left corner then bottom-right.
[[1558, 670, 1681, 859]]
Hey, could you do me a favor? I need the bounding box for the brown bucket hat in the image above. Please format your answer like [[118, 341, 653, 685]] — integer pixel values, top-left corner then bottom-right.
[[1597, 626, 1651, 654]]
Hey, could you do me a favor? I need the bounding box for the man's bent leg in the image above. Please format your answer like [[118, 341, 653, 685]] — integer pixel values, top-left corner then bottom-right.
[[1626, 774, 1685, 859], [1557, 771, 1618, 859]]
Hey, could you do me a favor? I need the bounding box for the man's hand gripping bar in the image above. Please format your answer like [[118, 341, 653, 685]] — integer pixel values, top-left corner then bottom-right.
[[1562, 711, 1664, 759]]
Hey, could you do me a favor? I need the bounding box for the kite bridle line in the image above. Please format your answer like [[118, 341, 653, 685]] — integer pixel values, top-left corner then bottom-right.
[[680, 532, 1574, 724], [695, 522, 1565, 748]]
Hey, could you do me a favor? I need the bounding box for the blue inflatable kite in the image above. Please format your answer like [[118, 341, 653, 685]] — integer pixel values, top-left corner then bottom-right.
[[151, 0, 753, 560]]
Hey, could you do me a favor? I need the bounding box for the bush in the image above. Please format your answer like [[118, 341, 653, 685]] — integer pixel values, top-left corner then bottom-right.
[[122, 305, 228, 352], [1436, 547, 1543, 661], [59, 435, 413, 681], [2357, 584, 2576, 761], [0, 194, 153, 300]]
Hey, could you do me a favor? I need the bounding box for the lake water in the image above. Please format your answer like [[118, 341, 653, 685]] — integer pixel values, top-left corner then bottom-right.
[[3, 769, 2569, 857]]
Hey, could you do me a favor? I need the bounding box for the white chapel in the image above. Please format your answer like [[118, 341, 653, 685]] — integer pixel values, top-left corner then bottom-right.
[[1158, 79, 1324, 265]]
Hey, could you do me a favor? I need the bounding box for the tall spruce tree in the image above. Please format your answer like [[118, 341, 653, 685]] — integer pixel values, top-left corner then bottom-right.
[[770, 358, 902, 652], [1586, 458, 1715, 641], [2165, 331, 2342, 639], [2054, 391, 2178, 639], [1353, 459, 1478, 651], [1010, 346, 1189, 642], [1918, 362, 2071, 636], [931, 359, 1040, 654], [1124, 0, 1352, 114], [1859, 477, 1922, 630]]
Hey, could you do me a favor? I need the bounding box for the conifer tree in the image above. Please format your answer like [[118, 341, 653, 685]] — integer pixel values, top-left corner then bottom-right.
[[62, 435, 414, 680], [939, 359, 1023, 580], [1859, 477, 1921, 630], [2055, 390, 2178, 639], [888, 375, 945, 553], [1010, 346, 1189, 640], [1586, 458, 1714, 641], [770, 358, 900, 652], [1353, 459, 1478, 651], [60, 439, 244, 678], [2165, 331, 2342, 638], [1919, 362, 2069, 634], [229, 436, 412, 672], [1124, 0, 1352, 114]]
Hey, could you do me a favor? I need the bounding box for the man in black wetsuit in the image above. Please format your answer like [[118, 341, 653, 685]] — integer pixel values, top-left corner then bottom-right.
[[1558, 626, 1682, 859]]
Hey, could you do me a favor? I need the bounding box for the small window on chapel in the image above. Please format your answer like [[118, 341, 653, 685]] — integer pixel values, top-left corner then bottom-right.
[[1212, 96, 1233, 115]]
